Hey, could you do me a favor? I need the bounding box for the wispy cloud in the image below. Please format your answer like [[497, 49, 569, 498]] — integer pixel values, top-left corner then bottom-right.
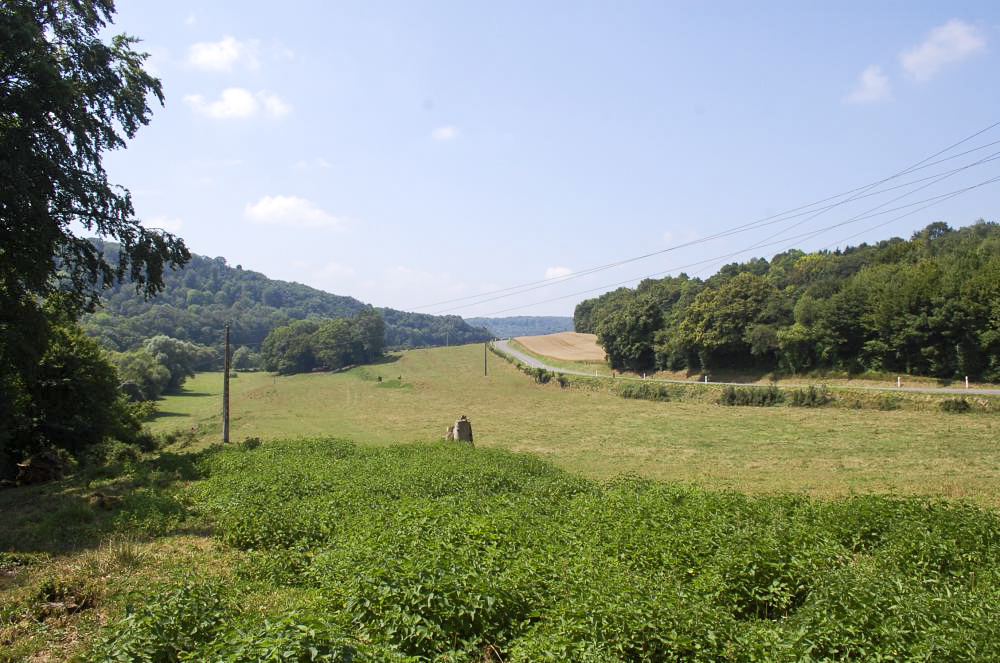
[[258, 90, 292, 118], [188, 35, 259, 71], [844, 64, 891, 104], [900, 19, 986, 81], [544, 266, 573, 279], [431, 125, 460, 141], [294, 157, 332, 170], [244, 195, 345, 229], [184, 88, 291, 119]]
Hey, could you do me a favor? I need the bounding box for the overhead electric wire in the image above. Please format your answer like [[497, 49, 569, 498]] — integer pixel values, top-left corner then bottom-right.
[[471, 172, 1000, 317], [417, 120, 1000, 314], [692, 173, 1000, 280], [431, 151, 1000, 315], [715, 148, 1000, 262]]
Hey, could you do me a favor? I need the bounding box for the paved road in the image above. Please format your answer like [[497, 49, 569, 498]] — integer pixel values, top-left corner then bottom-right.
[[492, 340, 1000, 397]]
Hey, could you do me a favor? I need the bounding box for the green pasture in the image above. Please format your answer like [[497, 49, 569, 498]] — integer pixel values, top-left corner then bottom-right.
[[150, 344, 1000, 506]]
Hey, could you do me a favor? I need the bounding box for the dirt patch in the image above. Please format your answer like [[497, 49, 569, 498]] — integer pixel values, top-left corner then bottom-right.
[[515, 332, 606, 362]]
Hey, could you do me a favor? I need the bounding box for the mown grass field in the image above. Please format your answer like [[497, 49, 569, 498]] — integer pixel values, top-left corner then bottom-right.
[[150, 344, 1000, 506]]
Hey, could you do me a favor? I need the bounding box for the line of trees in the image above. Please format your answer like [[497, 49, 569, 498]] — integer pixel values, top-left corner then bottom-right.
[[577, 222, 1000, 380], [261, 308, 387, 375]]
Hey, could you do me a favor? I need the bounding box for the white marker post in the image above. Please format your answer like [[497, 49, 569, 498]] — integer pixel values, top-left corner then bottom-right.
[[704, 375, 708, 384], [966, 376, 969, 389], [897, 376, 901, 388]]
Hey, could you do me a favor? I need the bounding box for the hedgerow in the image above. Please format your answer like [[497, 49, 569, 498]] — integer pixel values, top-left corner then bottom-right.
[[89, 439, 1000, 661]]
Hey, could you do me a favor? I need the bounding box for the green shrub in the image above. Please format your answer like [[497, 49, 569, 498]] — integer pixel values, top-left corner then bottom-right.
[[790, 385, 833, 407], [239, 436, 262, 451], [617, 381, 672, 402], [939, 398, 971, 413], [718, 385, 784, 406]]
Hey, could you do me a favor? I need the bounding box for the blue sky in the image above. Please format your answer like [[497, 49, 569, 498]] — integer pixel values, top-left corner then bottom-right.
[[102, 1, 1000, 317]]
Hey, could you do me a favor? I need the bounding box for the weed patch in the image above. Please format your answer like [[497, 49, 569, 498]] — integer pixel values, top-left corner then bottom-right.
[[82, 439, 1000, 661]]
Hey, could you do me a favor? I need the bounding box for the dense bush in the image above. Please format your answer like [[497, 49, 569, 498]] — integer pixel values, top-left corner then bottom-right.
[[940, 397, 972, 413], [718, 385, 784, 406], [789, 385, 833, 407], [90, 440, 1000, 661], [616, 381, 673, 402]]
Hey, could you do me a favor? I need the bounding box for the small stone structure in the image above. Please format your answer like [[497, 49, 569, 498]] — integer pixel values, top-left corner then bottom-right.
[[445, 415, 474, 446]]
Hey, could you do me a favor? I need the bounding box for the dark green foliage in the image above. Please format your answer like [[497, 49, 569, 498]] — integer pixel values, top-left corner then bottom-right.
[[260, 309, 387, 375], [596, 295, 662, 371], [1, 307, 146, 478], [616, 381, 673, 402], [0, 0, 187, 479], [580, 222, 1000, 380], [789, 385, 833, 407], [718, 385, 785, 406], [0, 0, 188, 316], [82, 244, 490, 358], [87, 440, 1000, 661], [940, 397, 972, 413], [532, 367, 552, 384]]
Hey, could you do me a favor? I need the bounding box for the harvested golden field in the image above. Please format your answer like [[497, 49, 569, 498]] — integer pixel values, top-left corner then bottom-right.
[[514, 332, 606, 362]]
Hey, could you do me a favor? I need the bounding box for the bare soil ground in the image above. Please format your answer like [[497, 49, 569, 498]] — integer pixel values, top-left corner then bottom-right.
[[514, 332, 606, 362]]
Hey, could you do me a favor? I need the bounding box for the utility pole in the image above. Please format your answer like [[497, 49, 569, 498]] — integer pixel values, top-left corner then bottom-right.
[[223, 323, 231, 444]]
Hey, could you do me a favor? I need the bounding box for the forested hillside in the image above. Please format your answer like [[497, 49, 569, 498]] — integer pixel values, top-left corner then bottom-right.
[[464, 316, 574, 338], [576, 221, 1000, 380], [82, 242, 490, 357]]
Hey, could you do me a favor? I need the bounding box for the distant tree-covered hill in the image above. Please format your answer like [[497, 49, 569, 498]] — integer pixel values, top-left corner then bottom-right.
[[576, 221, 1000, 380], [464, 316, 574, 338], [82, 242, 490, 357]]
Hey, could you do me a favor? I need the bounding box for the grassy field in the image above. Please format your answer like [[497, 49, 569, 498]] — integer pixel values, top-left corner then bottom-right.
[[5, 343, 1000, 660], [150, 343, 1000, 506]]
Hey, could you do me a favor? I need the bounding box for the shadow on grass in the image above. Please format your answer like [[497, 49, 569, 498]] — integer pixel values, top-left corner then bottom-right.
[[150, 410, 189, 419], [0, 447, 219, 556]]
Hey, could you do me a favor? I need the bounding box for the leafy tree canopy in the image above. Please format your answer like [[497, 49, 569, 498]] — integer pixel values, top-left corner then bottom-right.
[[0, 0, 189, 313], [579, 221, 1000, 380]]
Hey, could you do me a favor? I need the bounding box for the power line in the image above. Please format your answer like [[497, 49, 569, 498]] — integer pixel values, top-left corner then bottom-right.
[[474, 173, 1000, 317], [417, 119, 1000, 313]]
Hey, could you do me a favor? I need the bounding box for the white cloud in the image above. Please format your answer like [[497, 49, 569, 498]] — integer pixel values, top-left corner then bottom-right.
[[184, 88, 256, 118], [258, 90, 292, 118], [143, 215, 184, 234], [544, 266, 573, 279], [431, 125, 460, 141], [844, 64, 891, 104], [294, 157, 332, 170], [244, 195, 344, 229], [184, 88, 291, 119], [188, 35, 259, 71], [900, 19, 986, 81]]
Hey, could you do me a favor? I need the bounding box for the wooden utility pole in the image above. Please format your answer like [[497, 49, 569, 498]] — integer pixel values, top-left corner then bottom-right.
[[223, 323, 231, 443]]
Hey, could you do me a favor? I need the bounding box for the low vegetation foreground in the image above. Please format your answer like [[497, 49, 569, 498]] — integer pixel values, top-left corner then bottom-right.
[[4, 439, 1000, 661]]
